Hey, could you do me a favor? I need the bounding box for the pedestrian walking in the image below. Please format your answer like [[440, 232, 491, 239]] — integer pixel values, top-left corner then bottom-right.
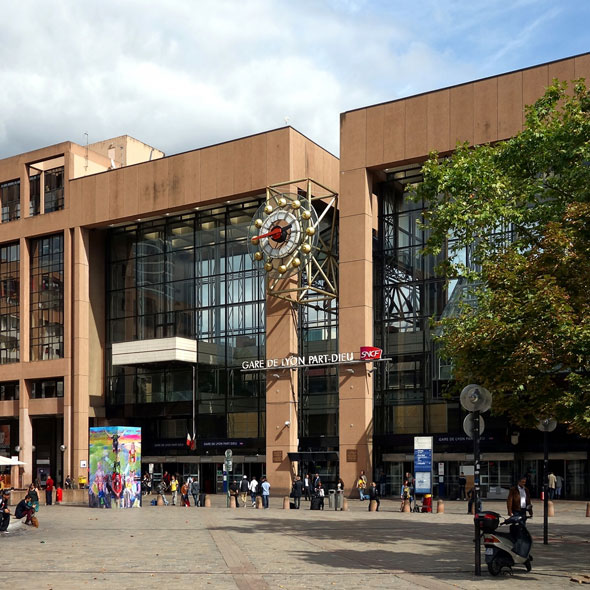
[[170, 475, 179, 505], [303, 474, 311, 501], [181, 481, 190, 506], [367, 481, 380, 511], [229, 479, 240, 507], [548, 472, 556, 499], [291, 476, 303, 509], [239, 475, 249, 507], [28, 482, 40, 513], [357, 470, 367, 501], [45, 474, 54, 505], [378, 470, 386, 497], [458, 472, 467, 500], [555, 474, 563, 499], [249, 476, 258, 507], [260, 477, 271, 508], [190, 478, 200, 506], [157, 480, 169, 505], [317, 482, 325, 510]]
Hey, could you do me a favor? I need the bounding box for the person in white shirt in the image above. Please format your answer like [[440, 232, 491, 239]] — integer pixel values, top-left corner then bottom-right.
[[249, 477, 258, 507]]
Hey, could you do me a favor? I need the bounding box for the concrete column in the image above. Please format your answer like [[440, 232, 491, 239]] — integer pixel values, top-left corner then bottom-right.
[[338, 168, 375, 497], [63, 230, 73, 481], [264, 286, 298, 496], [71, 227, 90, 482], [18, 379, 33, 487], [20, 164, 30, 219]]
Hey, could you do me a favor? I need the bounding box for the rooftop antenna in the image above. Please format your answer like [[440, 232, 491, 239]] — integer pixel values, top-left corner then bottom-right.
[[84, 132, 89, 172], [284, 116, 290, 126]]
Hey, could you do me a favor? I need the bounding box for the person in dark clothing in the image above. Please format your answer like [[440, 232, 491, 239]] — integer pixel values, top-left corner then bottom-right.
[[0, 489, 11, 532], [190, 479, 200, 507], [458, 472, 467, 500], [291, 476, 304, 509], [367, 482, 380, 511], [303, 474, 311, 501], [15, 495, 35, 525], [229, 480, 240, 507]]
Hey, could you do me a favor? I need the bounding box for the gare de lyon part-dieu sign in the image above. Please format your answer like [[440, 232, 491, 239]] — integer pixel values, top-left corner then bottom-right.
[[240, 346, 383, 371]]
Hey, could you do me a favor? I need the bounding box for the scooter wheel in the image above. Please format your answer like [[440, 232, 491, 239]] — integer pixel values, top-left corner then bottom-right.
[[488, 557, 502, 577], [525, 559, 532, 572]]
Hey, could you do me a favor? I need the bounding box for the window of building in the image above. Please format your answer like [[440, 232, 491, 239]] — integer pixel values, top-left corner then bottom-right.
[[0, 179, 20, 223], [29, 174, 41, 216], [44, 167, 64, 213], [30, 234, 64, 361], [0, 243, 19, 364], [0, 381, 18, 401], [30, 378, 64, 399]]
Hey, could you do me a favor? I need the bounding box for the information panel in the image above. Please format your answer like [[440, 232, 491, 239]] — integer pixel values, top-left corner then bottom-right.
[[413, 436, 433, 494]]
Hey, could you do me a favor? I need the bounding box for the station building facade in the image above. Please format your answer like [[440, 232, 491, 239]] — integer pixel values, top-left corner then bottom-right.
[[0, 53, 589, 498]]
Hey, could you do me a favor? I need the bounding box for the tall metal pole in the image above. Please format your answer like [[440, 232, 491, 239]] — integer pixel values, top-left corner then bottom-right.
[[473, 409, 481, 576], [543, 429, 549, 545], [192, 364, 196, 443]]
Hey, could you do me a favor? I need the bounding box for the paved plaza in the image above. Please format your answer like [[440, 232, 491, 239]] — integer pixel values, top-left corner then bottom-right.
[[1, 496, 588, 589]]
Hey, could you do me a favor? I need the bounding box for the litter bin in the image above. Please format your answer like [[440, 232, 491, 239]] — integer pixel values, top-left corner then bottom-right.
[[422, 493, 432, 513], [334, 490, 343, 511], [328, 489, 335, 508]]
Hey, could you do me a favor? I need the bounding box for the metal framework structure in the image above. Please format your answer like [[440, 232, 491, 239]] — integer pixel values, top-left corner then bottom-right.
[[264, 178, 338, 309]]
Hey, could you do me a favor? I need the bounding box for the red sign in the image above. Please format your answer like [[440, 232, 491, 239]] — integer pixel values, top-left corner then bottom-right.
[[360, 346, 382, 361]]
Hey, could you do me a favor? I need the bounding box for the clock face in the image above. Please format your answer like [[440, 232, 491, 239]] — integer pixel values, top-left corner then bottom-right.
[[249, 192, 318, 278], [258, 210, 302, 258]]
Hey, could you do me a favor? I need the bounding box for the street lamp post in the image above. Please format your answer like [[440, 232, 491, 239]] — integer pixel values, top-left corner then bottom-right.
[[537, 418, 557, 545], [460, 384, 492, 577]]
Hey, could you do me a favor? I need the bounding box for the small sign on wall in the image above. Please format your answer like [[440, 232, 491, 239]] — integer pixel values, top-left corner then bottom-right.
[[272, 450, 283, 463], [80, 460, 87, 468], [346, 449, 358, 462]]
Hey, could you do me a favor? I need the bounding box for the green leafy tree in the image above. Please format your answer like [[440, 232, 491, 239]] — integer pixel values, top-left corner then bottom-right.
[[414, 80, 590, 436]]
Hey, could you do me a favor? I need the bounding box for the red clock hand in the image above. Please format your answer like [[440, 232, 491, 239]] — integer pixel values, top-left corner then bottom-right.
[[255, 223, 292, 241], [256, 227, 283, 240]]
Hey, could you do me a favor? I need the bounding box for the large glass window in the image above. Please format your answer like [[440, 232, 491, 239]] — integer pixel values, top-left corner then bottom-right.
[[0, 381, 18, 401], [374, 166, 446, 436], [44, 167, 64, 213], [30, 234, 64, 361], [1, 179, 20, 223], [106, 203, 266, 440], [29, 174, 40, 216], [0, 243, 19, 364], [30, 378, 64, 399]]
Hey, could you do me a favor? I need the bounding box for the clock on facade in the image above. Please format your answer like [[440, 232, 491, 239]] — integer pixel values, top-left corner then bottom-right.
[[248, 192, 318, 277]]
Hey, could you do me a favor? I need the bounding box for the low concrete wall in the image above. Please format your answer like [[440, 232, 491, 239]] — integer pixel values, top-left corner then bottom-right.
[[8, 488, 88, 506]]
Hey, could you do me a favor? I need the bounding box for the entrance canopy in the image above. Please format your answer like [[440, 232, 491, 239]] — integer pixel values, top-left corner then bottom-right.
[[0, 456, 26, 466]]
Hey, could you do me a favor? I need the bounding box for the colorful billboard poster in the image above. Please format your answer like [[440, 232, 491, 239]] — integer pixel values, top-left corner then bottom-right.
[[88, 427, 141, 508]]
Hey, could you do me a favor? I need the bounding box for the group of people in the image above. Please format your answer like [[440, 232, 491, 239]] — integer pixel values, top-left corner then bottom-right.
[[229, 475, 271, 508], [155, 472, 202, 507], [357, 470, 382, 511]]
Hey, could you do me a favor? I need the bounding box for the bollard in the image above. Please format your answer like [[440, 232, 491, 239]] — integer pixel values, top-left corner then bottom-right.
[[369, 499, 378, 512], [157, 495, 164, 506], [547, 500, 554, 517], [256, 496, 263, 509], [586, 503, 590, 517], [283, 496, 290, 510], [229, 495, 236, 509], [403, 499, 411, 513], [204, 495, 211, 508], [342, 497, 349, 511], [437, 499, 445, 514]]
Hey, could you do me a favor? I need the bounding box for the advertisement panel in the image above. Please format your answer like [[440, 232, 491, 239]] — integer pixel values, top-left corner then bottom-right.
[[88, 427, 141, 508]]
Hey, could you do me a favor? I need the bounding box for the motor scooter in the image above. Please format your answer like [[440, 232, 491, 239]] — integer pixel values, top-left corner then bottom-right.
[[475, 507, 533, 576]]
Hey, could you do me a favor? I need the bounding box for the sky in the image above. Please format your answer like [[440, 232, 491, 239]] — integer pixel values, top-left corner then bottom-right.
[[0, 0, 588, 159]]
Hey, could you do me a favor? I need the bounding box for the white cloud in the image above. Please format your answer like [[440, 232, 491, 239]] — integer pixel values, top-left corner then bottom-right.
[[0, 0, 586, 159]]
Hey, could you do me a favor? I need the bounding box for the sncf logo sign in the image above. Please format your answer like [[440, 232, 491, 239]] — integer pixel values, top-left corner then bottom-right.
[[360, 346, 382, 360]]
